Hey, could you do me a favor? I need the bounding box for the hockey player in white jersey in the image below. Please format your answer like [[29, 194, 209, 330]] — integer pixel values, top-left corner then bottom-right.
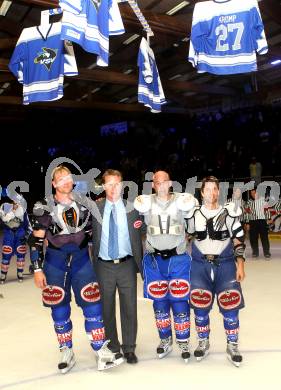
[[186, 176, 246, 367], [134, 171, 197, 362]]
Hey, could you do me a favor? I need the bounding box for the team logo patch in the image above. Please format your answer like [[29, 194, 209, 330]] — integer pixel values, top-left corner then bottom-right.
[[148, 280, 168, 299], [169, 279, 190, 298], [190, 289, 212, 308], [2, 245, 12, 254], [42, 285, 65, 305], [218, 290, 241, 310], [34, 47, 58, 71], [81, 282, 100, 302], [133, 220, 142, 229], [17, 245, 26, 254]]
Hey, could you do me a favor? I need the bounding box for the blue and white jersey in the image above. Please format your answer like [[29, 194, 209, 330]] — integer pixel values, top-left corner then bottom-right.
[[9, 22, 78, 105], [138, 38, 166, 113], [59, 0, 125, 67], [188, 0, 268, 75]]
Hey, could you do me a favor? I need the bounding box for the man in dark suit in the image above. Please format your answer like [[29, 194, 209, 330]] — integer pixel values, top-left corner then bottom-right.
[[91, 169, 144, 364]]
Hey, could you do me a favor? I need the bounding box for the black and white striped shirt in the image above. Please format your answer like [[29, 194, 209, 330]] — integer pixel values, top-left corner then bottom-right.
[[244, 197, 270, 222]]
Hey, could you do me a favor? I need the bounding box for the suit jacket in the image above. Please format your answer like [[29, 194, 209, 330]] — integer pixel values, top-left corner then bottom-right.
[[92, 199, 145, 275]]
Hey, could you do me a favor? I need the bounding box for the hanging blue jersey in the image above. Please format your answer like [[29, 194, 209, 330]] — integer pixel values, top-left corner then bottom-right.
[[188, 0, 268, 75], [9, 22, 78, 105], [59, 0, 125, 67], [138, 38, 166, 113]]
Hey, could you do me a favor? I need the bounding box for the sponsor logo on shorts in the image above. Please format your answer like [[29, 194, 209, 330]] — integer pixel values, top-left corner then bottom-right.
[[81, 282, 100, 302], [169, 279, 190, 298], [190, 289, 212, 308], [134, 220, 142, 229], [17, 245, 26, 254], [42, 285, 65, 305], [218, 290, 241, 310], [148, 280, 168, 299], [2, 246, 12, 254]]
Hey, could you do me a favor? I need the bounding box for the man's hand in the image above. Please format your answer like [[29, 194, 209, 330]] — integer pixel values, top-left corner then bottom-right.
[[236, 259, 245, 282], [34, 271, 47, 289]]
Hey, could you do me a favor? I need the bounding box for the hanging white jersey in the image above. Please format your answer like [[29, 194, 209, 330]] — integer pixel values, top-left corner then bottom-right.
[[188, 0, 268, 75], [138, 37, 166, 113], [9, 22, 78, 105], [59, 0, 125, 67]]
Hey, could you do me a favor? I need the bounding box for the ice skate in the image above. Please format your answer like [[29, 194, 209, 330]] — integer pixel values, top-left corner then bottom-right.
[[226, 341, 242, 367], [17, 272, 23, 282], [95, 340, 124, 371], [157, 336, 173, 359], [177, 340, 190, 363], [58, 346, 76, 374], [194, 338, 210, 361], [0, 274, 6, 285]]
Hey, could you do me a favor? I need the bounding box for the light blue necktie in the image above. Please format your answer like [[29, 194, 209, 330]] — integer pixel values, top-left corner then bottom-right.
[[108, 204, 119, 259]]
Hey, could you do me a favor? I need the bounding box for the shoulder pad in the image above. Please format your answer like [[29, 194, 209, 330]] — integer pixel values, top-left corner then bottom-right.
[[176, 192, 197, 212], [185, 205, 200, 219], [33, 199, 50, 217], [224, 202, 242, 217], [134, 195, 152, 213]]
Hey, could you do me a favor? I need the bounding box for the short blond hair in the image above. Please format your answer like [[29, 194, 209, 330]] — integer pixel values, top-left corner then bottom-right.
[[51, 165, 72, 181]]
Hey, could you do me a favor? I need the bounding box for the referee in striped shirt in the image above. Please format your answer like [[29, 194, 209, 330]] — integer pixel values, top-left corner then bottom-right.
[[245, 188, 271, 259]]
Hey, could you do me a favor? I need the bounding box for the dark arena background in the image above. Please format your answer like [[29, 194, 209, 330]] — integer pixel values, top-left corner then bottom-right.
[[0, 0, 281, 389]]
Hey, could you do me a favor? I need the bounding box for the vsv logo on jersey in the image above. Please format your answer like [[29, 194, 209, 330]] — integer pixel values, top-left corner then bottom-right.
[[34, 47, 58, 71], [90, 0, 101, 11]]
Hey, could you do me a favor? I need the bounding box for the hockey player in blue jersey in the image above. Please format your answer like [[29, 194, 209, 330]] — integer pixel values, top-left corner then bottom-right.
[[134, 171, 197, 363], [0, 201, 29, 284], [29, 165, 124, 373], [186, 176, 246, 367]]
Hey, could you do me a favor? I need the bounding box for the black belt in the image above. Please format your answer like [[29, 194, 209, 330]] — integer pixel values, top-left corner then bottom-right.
[[153, 247, 178, 259], [98, 255, 132, 264]]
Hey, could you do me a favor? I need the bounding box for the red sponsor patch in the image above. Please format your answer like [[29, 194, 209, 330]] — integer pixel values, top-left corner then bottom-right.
[[81, 282, 100, 303], [57, 331, 72, 344], [218, 290, 241, 310], [91, 327, 105, 341], [42, 285, 65, 305], [17, 245, 26, 254], [169, 279, 190, 298], [156, 318, 171, 330], [148, 280, 169, 299], [174, 321, 190, 331], [133, 220, 142, 229], [2, 245, 12, 254], [190, 289, 212, 308], [225, 328, 239, 335], [196, 325, 210, 333]]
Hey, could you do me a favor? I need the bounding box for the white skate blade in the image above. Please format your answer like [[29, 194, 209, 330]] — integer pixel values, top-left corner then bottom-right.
[[183, 358, 189, 363], [195, 349, 209, 362], [59, 356, 76, 374], [97, 356, 124, 371], [157, 345, 172, 359], [227, 354, 241, 367]]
